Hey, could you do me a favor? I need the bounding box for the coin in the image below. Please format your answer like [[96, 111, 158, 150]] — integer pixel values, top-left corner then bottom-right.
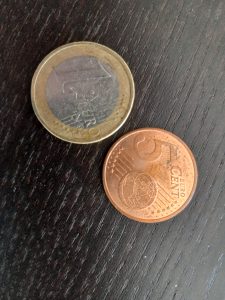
[[31, 42, 135, 144], [103, 128, 198, 223]]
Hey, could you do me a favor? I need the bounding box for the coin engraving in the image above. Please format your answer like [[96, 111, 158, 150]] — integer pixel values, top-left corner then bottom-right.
[[31, 42, 135, 144], [103, 128, 198, 222], [119, 172, 157, 209], [134, 133, 178, 163], [46, 56, 119, 128], [107, 146, 134, 180], [157, 183, 174, 208], [133, 133, 181, 210], [170, 166, 186, 198]]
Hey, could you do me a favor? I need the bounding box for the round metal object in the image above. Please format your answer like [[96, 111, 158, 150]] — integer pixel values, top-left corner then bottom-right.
[[31, 42, 135, 144], [103, 128, 198, 223]]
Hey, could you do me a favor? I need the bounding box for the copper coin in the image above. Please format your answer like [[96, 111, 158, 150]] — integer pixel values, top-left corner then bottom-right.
[[103, 128, 198, 223]]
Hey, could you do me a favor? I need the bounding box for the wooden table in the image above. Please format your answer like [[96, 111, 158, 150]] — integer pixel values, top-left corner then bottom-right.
[[1, 1, 225, 299]]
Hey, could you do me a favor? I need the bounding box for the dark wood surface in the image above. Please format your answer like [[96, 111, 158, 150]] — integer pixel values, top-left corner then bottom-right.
[[1, 0, 225, 299]]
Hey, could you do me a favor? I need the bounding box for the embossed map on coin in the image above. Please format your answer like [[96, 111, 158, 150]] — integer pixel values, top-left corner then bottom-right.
[[119, 172, 157, 209], [46, 56, 119, 128]]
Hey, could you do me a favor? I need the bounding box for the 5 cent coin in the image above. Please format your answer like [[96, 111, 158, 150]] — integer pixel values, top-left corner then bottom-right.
[[31, 42, 135, 143], [103, 128, 198, 223]]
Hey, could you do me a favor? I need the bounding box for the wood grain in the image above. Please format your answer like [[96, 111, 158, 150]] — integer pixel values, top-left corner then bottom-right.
[[1, 0, 225, 299]]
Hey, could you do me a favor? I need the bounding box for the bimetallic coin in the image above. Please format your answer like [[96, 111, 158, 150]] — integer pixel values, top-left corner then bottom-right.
[[103, 128, 198, 223], [31, 42, 135, 143]]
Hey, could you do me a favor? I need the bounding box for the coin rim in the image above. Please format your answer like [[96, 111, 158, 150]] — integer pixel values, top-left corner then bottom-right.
[[102, 128, 198, 223], [31, 41, 135, 144]]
